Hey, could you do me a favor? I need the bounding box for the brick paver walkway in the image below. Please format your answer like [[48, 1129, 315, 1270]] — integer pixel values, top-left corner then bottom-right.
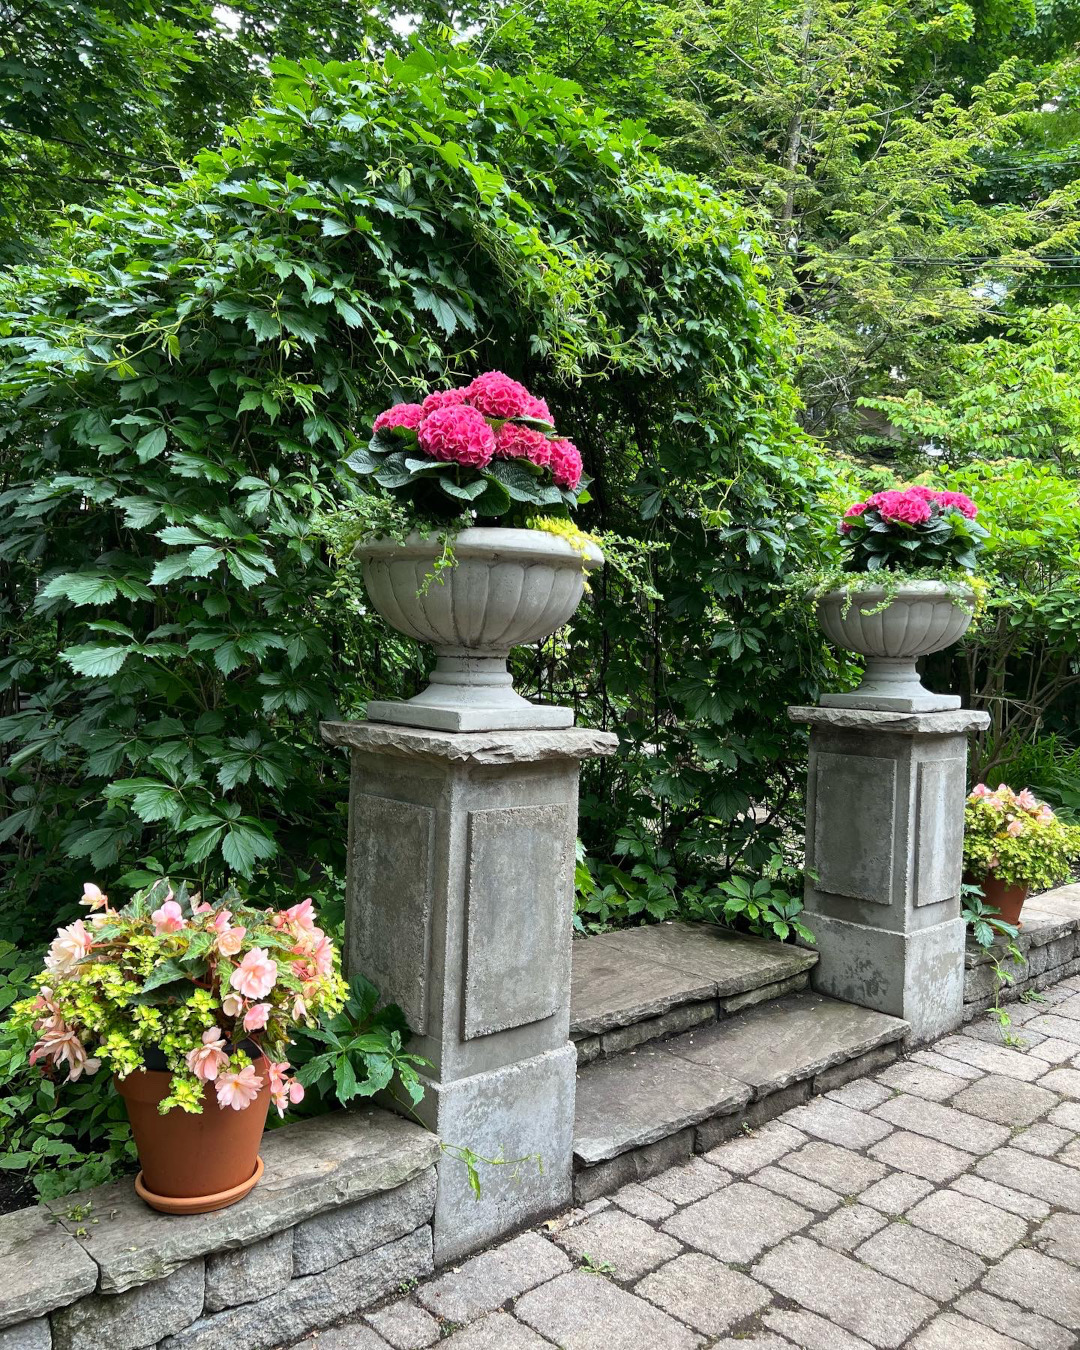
[[299, 975, 1080, 1349]]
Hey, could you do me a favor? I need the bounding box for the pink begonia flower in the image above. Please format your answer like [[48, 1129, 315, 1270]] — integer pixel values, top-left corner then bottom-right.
[[417, 405, 495, 468], [1006, 818, 1024, 837], [45, 920, 93, 976], [281, 898, 317, 934], [216, 925, 246, 957], [291, 995, 309, 1021], [152, 900, 185, 934], [421, 388, 469, 415], [523, 394, 553, 425], [465, 371, 532, 419], [1015, 788, 1039, 811], [30, 1019, 100, 1082], [548, 438, 583, 490], [268, 1061, 305, 1117], [215, 1064, 264, 1111], [186, 1027, 230, 1082], [194, 900, 213, 914], [208, 909, 232, 933], [868, 489, 932, 525], [243, 1002, 271, 1033], [1038, 805, 1055, 825], [969, 783, 991, 799], [230, 947, 278, 1000], [221, 992, 244, 1018], [373, 402, 424, 434], [494, 422, 552, 464], [80, 882, 108, 911]]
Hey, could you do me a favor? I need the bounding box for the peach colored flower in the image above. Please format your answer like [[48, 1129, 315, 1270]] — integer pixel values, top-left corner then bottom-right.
[[152, 899, 185, 934], [268, 1061, 305, 1117], [217, 925, 246, 957], [45, 920, 93, 976], [969, 783, 991, 799], [1015, 788, 1039, 811], [194, 901, 213, 914], [80, 882, 108, 911], [1037, 805, 1055, 825], [1006, 818, 1024, 837], [230, 948, 277, 1000], [30, 1019, 100, 1081], [221, 992, 244, 1019], [243, 1002, 271, 1033], [291, 995, 309, 1021], [282, 898, 317, 934], [215, 1064, 264, 1111], [186, 1027, 229, 1083]]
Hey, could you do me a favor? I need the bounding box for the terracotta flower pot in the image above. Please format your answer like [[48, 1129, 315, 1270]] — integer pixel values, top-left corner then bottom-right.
[[116, 1061, 270, 1214], [976, 873, 1031, 928]]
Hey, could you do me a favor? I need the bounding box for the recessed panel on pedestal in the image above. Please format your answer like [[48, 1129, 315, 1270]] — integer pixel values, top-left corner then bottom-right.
[[812, 751, 897, 904], [914, 758, 966, 907], [463, 803, 570, 1040], [350, 793, 435, 1033]]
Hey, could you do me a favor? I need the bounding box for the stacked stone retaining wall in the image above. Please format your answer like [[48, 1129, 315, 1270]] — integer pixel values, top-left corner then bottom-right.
[[0, 1109, 439, 1350]]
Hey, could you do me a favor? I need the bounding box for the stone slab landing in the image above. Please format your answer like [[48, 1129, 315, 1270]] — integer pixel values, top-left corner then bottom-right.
[[569, 923, 909, 1202]]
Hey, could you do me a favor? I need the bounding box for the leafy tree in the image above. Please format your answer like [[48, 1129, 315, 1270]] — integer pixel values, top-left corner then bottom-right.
[[0, 47, 833, 940], [483, 0, 1080, 451], [0, 0, 400, 260]]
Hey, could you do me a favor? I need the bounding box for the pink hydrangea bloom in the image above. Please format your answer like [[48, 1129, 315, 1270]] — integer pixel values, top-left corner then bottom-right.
[[243, 1002, 271, 1033], [186, 1027, 229, 1083], [421, 388, 469, 415], [373, 402, 424, 434], [523, 394, 553, 424], [465, 371, 532, 419], [417, 405, 495, 467], [45, 920, 93, 976], [869, 489, 932, 525], [548, 438, 583, 490], [839, 501, 870, 534], [494, 423, 552, 464], [80, 882, 108, 911], [230, 948, 278, 1001], [934, 490, 978, 519], [215, 1063, 264, 1111], [216, 925, 246, 957], [152, 899, 185, 935]]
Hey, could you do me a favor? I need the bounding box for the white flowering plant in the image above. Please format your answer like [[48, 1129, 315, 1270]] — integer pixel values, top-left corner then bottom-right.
[[12, 878, 347, 1116]]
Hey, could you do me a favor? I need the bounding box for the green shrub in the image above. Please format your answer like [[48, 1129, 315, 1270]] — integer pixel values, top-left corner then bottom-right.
[[0, 45, 834, 936]]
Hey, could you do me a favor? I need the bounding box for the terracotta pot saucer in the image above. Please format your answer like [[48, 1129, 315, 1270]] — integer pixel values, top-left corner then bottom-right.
[[134, 1156, 264, 1215]]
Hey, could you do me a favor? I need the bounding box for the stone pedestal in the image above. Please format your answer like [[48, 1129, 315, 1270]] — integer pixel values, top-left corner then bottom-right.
[[321, 720, 618, 1263], [788, 705, 990, 1043]]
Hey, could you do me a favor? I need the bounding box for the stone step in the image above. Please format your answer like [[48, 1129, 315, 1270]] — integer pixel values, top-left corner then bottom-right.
[[572, 989, 909, 1202], [570, 921, 819, 1061]]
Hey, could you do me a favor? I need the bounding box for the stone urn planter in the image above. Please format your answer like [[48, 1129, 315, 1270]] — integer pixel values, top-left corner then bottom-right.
[[815, 580, 976, 711], [357, 527, 603, 731], [117, 1058, 270, 1214]]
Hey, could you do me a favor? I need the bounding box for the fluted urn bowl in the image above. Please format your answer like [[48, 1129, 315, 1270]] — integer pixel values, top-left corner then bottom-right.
[[355, 526, 603, 731], [815, 580, 976, 711]]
